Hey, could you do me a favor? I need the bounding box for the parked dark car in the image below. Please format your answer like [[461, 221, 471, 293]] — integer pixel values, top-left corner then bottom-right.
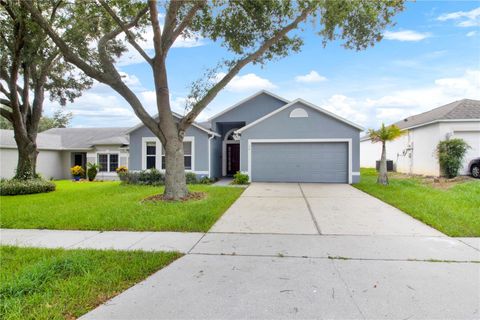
[[469, 158, 480, 178]]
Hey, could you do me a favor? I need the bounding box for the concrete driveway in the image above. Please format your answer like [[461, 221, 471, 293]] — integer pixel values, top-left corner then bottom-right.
[[210, 183, 444, 236], [82, 183, 479, 319]]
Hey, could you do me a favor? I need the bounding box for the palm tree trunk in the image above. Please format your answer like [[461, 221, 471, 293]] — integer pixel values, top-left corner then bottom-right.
[[377, 141, 388, 185]]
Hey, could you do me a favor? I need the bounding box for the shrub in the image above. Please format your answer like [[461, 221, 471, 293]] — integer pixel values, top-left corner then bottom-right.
[[233, 172, 249, 185], [185, 172, 198, 184], [437, 138, 470, 178], [0, 179, 56, 196], [86, 163, 100, 181], [121, 169, 165, 185], [70, 165, 84, 178], [199, 176, 214, 184]]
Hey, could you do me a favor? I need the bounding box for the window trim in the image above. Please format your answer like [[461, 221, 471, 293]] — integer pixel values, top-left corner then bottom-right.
[[142, 136, 195, 171], [97, 152, 120, 173], [141, 137, 161, 170]]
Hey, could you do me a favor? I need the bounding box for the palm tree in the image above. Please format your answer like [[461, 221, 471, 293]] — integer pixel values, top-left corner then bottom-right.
[[368, 124, 405, 185]]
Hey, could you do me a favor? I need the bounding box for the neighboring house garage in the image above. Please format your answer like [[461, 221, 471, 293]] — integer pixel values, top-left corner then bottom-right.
[[235, 99, 363, 183], [360, 99, 480, 177]]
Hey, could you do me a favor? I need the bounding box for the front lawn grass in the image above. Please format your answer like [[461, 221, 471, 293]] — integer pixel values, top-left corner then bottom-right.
[[354, 168, 480, 237], [0, 246, 181, 320], [0, 181, 243, 232]]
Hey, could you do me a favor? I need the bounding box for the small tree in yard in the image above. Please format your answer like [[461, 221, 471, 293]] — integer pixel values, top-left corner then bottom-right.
[[24, 0, 405, 199], [368, 123, 405, 185], [0, 0, 92, 180], [436, 138, 470, 179]]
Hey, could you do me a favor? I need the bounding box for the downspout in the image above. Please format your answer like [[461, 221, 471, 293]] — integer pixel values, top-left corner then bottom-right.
[[208, 134, 214, 178]]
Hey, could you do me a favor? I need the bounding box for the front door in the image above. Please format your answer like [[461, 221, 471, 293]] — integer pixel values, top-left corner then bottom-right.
[[226, 143, 240, 176]]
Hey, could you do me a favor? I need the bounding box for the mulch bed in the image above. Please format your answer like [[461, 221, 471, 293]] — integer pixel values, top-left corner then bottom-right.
[[388, 171, 477, 190], [142, 191, 206, 203]]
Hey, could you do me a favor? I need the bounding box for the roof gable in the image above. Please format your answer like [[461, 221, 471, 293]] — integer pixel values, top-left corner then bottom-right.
[[126, 113, 220, 136], [207, 90, 289, 122], [236, 98, 364, 134]]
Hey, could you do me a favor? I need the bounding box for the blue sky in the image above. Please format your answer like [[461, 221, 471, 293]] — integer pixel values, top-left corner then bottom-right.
[[45, 1, 480, 131]]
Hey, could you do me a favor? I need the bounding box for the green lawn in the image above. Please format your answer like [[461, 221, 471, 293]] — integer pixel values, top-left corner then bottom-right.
[[354, 168, 480, 237], [0, 246, 181, 320], [0, 181, 243, 232]]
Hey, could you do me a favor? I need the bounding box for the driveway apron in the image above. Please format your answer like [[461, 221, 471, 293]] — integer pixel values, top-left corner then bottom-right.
[[81, 183, 479, 319]]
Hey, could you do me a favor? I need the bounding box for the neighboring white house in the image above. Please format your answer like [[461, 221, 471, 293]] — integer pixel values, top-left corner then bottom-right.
[[360, 99, 480, 176], [0, 128, 129, 180]]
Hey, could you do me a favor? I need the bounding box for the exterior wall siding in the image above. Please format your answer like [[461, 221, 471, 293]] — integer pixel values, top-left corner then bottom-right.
[[211, 93, 287, 128], [129, 124, 210, 175], [0, 148, 64, 180], [210, 136, 222, 178], [238, 101, 361, 183]]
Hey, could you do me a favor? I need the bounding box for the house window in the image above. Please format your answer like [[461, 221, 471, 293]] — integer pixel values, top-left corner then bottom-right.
[[98, 154, 108, 172], [161, 141, 192, 170], [109, 154, 119, 172], [98, 154, 118, 172], [146, 142, 156, 169]]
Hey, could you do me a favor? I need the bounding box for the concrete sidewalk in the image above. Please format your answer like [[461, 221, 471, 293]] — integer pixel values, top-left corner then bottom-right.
[[2, 230, 480, 319], [2, 228, 479, 262], [0, 229, 204, 253], [81, 254, 480, 320]]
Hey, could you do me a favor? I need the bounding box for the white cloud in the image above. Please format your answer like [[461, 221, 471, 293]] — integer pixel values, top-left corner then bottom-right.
[[375, 108, 409, 123], [437, 7, 480, 27], [466, 31, 477, 37], [320, 95, 369, 125], [139, 91, 198, 115], [216, 72, 276, 92], [294, 71, 327, 83], [383, 30, 431, 42], [118, 72, 142, 88], [363, 69, 480, 126]]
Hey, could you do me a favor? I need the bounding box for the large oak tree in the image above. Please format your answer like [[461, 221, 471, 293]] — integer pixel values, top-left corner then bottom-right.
[[0, 0, 92, 180], [24, 0, 405, 199]]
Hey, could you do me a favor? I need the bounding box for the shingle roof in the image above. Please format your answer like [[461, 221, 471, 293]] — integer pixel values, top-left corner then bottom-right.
[[0, 129, 63, 150], [393, 99, 480, 130], [0, 128, 129, 150], [44, 127, 129, 149]]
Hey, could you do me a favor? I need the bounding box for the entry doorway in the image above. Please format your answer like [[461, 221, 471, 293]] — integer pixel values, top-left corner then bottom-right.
[[226, 143, 240, 176], [222, 128, 240, 176]]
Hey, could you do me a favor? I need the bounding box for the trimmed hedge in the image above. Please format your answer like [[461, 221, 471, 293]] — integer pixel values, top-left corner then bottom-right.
[[119, 169, 212, 186], [0, 179, 56, 196]]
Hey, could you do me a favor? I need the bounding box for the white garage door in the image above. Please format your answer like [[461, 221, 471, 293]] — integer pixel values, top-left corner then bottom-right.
[[251, 142, 349, 183], [454, 131, 480, 174]]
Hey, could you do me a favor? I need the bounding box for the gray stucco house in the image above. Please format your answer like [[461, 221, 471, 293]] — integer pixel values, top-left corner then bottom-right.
[[129, 91, 363, 183], [0, 128, 129, 180]]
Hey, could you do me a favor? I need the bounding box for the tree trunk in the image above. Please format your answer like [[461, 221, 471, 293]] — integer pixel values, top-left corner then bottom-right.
[[377, 141, 388, 185], [14, 133, 38, 180], [163, 136, 188, 200]]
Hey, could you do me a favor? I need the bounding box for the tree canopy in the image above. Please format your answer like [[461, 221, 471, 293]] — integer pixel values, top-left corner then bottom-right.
[[24, 0, 405, 197], [0, 0, 92, 179]]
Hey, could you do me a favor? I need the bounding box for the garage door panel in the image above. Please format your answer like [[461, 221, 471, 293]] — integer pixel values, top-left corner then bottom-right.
[[251, 142, 348, 183], [454, 131, 480, 174]]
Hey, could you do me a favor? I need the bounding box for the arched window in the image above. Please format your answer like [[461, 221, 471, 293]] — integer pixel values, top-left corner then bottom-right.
[[224, 128, 240, 141], [289, 108, 309, 118]]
